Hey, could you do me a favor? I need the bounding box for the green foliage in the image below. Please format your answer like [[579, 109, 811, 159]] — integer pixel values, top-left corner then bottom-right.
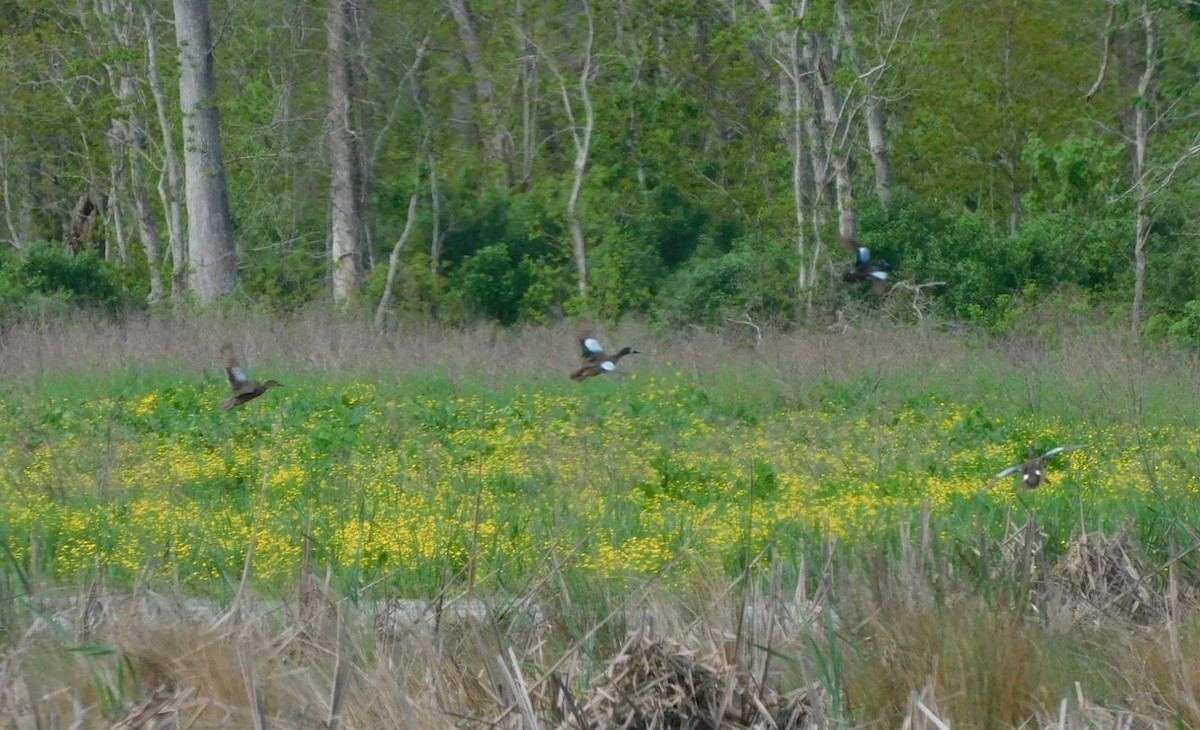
[[0, 242, 130, 313], [238, 244, 326, 310], [589, 227, 667, 320], [1147, 300, 1200, 348], [516, 255, 574, 324], [2, 324, 1198, 601], [658, 233, 797, 327], [7, 0, 1200, 332], [1022, 134, 1126, 215], [449, 243, 524, 324]]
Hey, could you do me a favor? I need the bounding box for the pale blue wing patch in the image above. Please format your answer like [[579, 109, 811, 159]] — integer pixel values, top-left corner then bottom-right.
[[1042, 445, 1083, 459], [870, 271, 889, 281], [994, 465, 1021, 480], [583, 338, 604, 355], [230, 366, 250, 386], [600, 361, 617, 372]]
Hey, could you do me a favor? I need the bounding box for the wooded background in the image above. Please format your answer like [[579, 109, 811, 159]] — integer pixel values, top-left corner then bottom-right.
[[3, 0, 1200, 337]]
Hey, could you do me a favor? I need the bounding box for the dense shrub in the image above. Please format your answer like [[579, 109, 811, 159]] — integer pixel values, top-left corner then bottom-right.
[[658, 232, 797, 327], [0, 241, 130, 313]]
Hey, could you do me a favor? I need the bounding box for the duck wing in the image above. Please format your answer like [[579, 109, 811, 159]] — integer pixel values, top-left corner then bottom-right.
[[221, 344, 253, 391], [580, 337, 606, 362], [980, 464, 1022, 493], [1040, 445, 1084, 460], [839, 235, 870, 266]]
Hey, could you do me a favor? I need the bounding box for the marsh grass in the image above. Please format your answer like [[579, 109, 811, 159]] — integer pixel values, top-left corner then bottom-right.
[[3, 309, 1200, 726]]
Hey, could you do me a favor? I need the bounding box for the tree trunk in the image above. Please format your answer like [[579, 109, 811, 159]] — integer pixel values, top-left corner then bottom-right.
[[835, 0, 895, 206], [815, 45, 856, 239], [95, 0, 165, 302], [558, 1, 596, 301], [759, 0, 824, 315], [785, 27, 815, 296], [173, 0, 237, 302], [128, 112, 165, 303], [447, 0, 513, 184], [517, 0, 538, 189], [865, 97, 892, 207], [107, 154, 128, 264], [374, 193, 419, 329], [0, 142, 24, 249], [425, 138, 443, 278], [1130, 1, 1154, 334], [327, 0, 361, 304], [144, 6, 187, 302]]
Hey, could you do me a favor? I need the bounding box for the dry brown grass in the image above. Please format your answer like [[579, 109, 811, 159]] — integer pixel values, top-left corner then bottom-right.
[[2, 526, 1200, 728], [3, 307, 1194, 417]]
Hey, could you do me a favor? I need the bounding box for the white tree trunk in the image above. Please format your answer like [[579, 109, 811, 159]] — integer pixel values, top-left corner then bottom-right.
[[327, 0, 361, 304], [517, 0, 538, 188], [565, 4, 596, 301], [865, 97, 892, 206], [426, 139, 443, 277], [1131, 1, 1154, 334], [128, 111, 165, 302], [107, 158, 127, 264], [95, 0, 165, 302], [537, 0, 596, 301], [835, 0, 899, 207], [785, 27, 815, 296], [374, 193, 420, 329], [144, 6, 187, 302], [815, 47, 856, 239], [0, 142, 24, 249], [173, 0, 237, 302]]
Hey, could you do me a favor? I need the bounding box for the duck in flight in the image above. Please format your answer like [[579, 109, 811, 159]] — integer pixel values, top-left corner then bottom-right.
[[570, 333, 639, 381], [981, 444, 1084, 492], [840, 236, 889, 294], [220, 343, 281, 410]]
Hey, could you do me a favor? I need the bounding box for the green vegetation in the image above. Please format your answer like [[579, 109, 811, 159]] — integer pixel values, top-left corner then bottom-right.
[[4, 1, 1200, 337], [2, 312, 1200, 725], [2, 315, 1200, 725], [1, 319, 1196, 599]]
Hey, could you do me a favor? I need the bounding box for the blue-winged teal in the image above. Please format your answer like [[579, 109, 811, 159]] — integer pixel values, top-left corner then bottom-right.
[[840, 236, 889, 294], [982, 444, 1084, 492], [571, 333, 639, 381], [220, 343, 281, 410]]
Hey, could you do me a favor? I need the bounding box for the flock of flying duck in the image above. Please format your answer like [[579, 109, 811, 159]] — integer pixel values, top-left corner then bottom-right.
[[217, 238, 1082, 493]]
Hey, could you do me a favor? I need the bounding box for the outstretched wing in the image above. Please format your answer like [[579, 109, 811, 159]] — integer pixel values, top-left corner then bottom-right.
[[580, 337, 605, 360], [1041, 445, 1084, 460], [839, 236, 870, 266], [980, 464, 1021, 493], [221, 343, 251, 390]]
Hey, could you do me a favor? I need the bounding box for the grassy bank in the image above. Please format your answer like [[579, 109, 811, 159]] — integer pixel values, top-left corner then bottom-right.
[[2, 310, 1200, 726]]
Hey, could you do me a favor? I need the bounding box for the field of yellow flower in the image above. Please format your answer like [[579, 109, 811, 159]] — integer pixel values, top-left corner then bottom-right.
[[1, 360, 1197, 597]]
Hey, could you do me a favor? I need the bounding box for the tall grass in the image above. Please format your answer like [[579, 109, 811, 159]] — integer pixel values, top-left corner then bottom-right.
[[2, 309, 1200, 726]]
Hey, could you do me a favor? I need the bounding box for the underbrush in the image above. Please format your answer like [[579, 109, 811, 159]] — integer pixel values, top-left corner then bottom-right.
[[2, 519, 1196, 727]]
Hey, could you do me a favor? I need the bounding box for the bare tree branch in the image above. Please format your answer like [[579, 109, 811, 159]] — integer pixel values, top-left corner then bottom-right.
[[1085, 0, 1118, 102]]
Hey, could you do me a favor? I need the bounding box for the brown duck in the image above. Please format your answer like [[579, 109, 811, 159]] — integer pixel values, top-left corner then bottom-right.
[[840, 235, 889, 294], [981, 444, 1084, 493], [570, 334, 639, 381], [220, 343, 281, 410]]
